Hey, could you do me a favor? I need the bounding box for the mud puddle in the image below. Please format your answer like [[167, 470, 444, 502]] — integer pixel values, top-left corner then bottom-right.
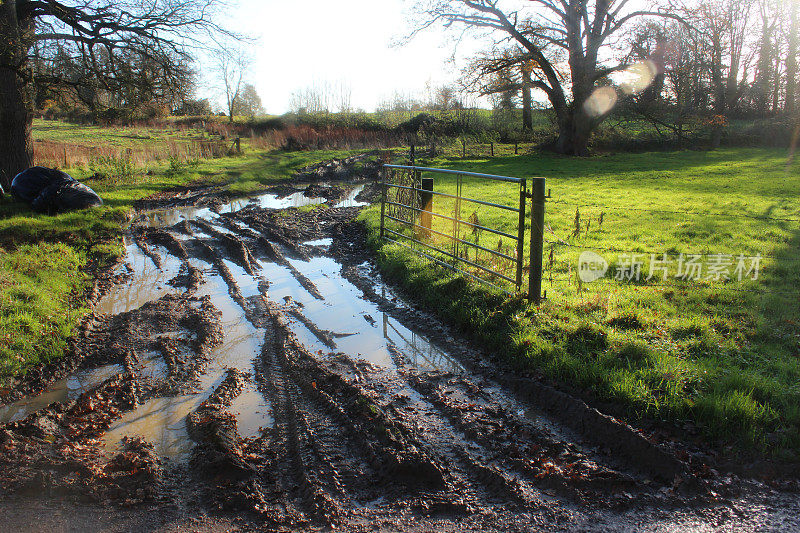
[[96, 240, 184, 316], [262, 252, 462, 372], [101, 197, 461, 462], [0, 364, 123, 424], [102, 257, 269, 461]]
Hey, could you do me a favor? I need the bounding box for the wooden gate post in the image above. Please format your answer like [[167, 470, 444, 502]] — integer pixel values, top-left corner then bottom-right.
[[380, 167, 388, 239], [529, 178, 546, 304], [418, 177, 434, 238]]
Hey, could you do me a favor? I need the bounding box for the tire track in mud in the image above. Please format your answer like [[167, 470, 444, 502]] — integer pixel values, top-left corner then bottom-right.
[[144, 205, 687, 521], [252, 293, 565, 521], [256, 302, 345, 524], [150, 223, 353, 523]]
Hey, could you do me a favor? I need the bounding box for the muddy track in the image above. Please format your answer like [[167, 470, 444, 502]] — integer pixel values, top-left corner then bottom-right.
[[1, 178, 798, 531]]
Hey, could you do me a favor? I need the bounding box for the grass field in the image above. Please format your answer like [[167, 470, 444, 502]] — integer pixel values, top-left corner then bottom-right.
[[362, 147, 800, 457]]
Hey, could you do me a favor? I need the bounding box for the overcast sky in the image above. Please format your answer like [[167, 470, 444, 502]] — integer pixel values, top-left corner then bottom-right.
[[200, 0, 485, 114]]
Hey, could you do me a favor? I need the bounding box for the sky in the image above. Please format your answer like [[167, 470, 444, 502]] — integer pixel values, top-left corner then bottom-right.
[[200, 0, 484, 114]]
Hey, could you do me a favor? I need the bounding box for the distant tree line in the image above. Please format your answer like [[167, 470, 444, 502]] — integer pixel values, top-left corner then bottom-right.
[[408, 0, 800, 153]]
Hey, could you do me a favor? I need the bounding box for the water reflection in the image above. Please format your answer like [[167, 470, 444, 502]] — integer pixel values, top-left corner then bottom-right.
[[229, 381, 273, 439], [103, 265, 269, 461], [334, 184, 369, 208], [96, 239, 184, 316], [260, 255, 463, 372], [0, 364, 123, 424], [104, 393, 209, 461], [381, 314, 462, 373]]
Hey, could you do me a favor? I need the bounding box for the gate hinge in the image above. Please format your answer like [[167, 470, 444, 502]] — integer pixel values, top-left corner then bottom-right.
[[523, 189, 552, 200]]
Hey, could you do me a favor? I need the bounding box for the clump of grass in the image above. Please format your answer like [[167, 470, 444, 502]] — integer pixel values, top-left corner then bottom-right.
[[0, 202, 127, 385], [89, 154, 138, 185]]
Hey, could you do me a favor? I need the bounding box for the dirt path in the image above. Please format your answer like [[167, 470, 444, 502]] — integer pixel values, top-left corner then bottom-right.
[[0, 177, 798, 532]]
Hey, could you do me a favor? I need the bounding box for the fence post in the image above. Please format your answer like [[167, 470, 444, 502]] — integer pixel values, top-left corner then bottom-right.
[[515, 143, 519, 155], [490, 142, 494, 157], [410, 144, 415, 166], [419, 177, 433, 238], [516, 179, 527, 292], [235, 137, 241, 154], [529, 178, 546, 304], [380, 167, 387, 240]]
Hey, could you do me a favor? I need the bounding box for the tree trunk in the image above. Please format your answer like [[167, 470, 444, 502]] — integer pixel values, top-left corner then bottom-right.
[[0, 3, 34, 191], [711, 125, 723, 149], [553, 108, 593, 156], [754, 14, 774, 117], [0, 69, 33, 190], [521, 71, 533, 131], [786, 1, 798, 116]]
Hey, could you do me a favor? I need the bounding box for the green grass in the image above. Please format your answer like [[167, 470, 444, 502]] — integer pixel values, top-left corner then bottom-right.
[[362, 147, 800, 458], [1, 122, 364, 386], [0, 203, 130, 383]]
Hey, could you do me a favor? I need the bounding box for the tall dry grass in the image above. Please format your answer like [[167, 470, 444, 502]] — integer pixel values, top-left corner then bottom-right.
[[33, 120, 404, 171], [251, 124, 402, 151], [33, 138, 232, 169]]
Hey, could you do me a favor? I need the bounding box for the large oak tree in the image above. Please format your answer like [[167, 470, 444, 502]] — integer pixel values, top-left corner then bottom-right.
[[410, 0, 684, 155], [0, 0, 228, 189]]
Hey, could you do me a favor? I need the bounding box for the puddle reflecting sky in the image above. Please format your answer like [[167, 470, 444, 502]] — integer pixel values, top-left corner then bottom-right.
[[7, 183, 460, 463], [0, 364, 123, 424], [137, 183, 367, 231], [229, 382, 273, 439], [104, 393, 209, 462], [262, 255, 463, 373], [334, 184, 369, 208], [96, 240, 184, 316], [103, 261, 269, 461]]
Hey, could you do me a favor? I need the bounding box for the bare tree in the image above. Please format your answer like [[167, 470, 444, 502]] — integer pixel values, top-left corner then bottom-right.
[[215, 47, 251, 123], [0, 0, 232, 189], [786, 0, 798, 115], [234, 83, 263, 118], [408, 0, 685, 155], [752, 0, 781, 116], [687, 0, 755, 146], [336, 81, 353, 114], [462, 48, 549, 131]]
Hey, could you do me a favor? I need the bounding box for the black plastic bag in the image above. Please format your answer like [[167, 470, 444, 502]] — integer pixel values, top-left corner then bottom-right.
[[35, 180, 104, 212], [11, 167, 102, 212], [11, 167, 73, 202]]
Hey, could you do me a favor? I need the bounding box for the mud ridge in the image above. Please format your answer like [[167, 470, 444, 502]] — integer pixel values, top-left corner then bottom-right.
[[190, 218, 260, 276]]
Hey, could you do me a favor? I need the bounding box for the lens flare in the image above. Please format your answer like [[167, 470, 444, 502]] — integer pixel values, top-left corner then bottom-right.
[[583, 86, 618, 118], [620, 60, 658, 95]]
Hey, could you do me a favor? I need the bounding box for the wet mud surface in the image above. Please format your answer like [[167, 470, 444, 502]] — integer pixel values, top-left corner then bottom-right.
[[1, 168, 798, 531]]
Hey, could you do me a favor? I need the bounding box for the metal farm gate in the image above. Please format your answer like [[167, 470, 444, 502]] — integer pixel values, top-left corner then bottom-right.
[[380, 164, 546, 303]]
